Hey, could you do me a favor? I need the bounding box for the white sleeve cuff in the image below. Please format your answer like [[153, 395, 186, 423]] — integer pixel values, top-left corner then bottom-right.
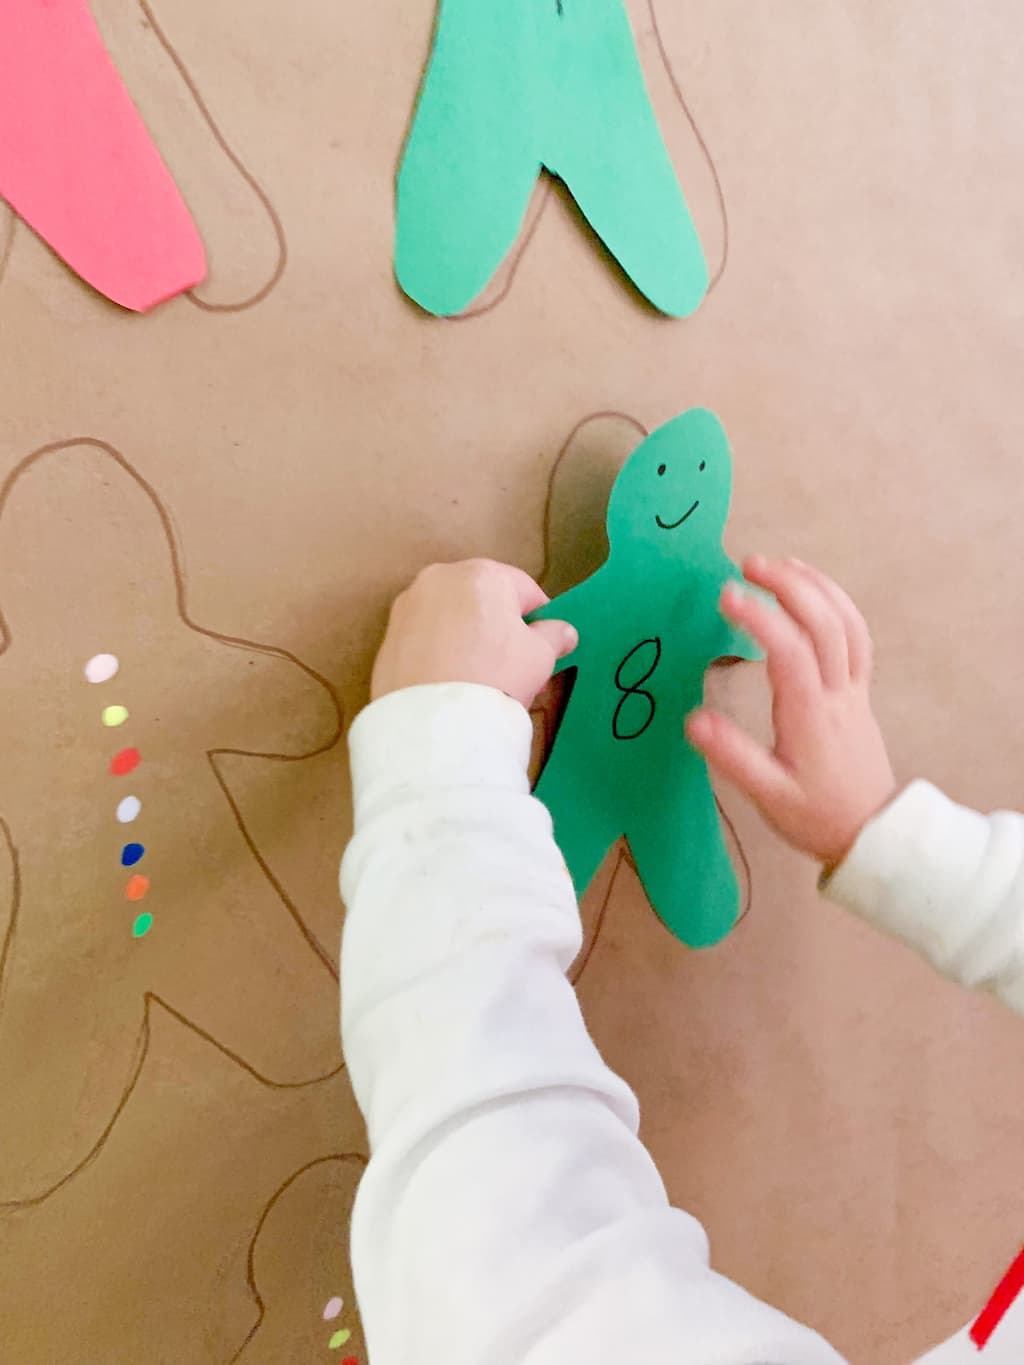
[[825, 780, 1024, 1009], [347, 682, 533, 826]]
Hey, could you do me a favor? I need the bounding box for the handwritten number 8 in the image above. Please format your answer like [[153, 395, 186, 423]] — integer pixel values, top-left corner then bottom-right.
[[612, 638, 662, 740]]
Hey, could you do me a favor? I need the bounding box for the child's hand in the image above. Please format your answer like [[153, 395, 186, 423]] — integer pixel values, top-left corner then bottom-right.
[[371, 559, 577, 710], [686, 556, 896, 868]]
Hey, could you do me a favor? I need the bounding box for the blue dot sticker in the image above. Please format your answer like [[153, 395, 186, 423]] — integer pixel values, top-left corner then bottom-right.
[[121, 842, 145, 867]]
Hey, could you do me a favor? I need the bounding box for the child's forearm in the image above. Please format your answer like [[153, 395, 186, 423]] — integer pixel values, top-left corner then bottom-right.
[[824, 781, 1024, 1014], [341, 682, 845, 1365]]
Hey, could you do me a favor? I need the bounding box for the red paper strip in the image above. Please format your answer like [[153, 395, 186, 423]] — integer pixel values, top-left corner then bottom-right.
[[970, 1246, 1024, 1349], [0, 0, 206, 310]]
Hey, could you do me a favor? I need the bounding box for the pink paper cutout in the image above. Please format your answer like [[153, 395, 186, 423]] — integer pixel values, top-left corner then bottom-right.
[[0, 0, 206, 311]]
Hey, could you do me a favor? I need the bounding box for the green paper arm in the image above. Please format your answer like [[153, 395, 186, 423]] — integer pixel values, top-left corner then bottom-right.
[[528, 574, 602, 675], [711, 557, 765, 663], [395, 0, 707, 318]]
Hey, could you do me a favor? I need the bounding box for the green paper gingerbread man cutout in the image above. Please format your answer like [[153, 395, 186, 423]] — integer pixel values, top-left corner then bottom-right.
[[395, 0, 707, 317], [531, 408, 757, 948]]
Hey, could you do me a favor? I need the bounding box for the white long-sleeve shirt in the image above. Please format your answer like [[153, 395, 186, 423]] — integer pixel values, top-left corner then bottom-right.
[[340, 683, 1024, 1365], [826, 779, 1024, 1015]]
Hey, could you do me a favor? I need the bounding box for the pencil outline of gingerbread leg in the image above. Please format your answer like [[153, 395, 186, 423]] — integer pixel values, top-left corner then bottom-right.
[[0, 993, 348, 1214], [647, 0, 729, 291], [227, 1151, 369, 1364], [452, 180, 553, 321], [0, 815, 21, 1022], [568, 844, 629, 987], [136, 0, 288, 313]]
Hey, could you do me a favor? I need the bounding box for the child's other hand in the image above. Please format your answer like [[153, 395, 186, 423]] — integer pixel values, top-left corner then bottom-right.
[[371, 559, 577, 710], [686, 556, 896, 868]]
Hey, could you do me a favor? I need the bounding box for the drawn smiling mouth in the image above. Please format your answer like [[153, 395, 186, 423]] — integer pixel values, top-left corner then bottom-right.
[[655, 500, 699, 530]]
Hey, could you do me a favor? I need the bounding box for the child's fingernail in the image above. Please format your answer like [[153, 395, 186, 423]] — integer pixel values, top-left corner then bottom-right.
[[563, 624, 578, 650]]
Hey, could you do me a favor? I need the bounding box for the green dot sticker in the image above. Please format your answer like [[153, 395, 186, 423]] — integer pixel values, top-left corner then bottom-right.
[[132, 912, 153, 939], [102, 704, 129, 728], [328, 1328, 351, 1349]]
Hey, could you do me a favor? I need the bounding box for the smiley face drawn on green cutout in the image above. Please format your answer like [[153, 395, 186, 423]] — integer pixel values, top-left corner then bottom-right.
[[530, 408, 758, 947]]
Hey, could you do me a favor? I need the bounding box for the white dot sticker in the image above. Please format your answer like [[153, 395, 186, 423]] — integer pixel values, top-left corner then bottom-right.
[[116, 796, 141, 824], [84, 653, 119, 684]]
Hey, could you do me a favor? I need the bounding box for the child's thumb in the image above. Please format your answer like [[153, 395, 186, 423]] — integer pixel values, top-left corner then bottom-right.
[[529, 618, 578, 660]]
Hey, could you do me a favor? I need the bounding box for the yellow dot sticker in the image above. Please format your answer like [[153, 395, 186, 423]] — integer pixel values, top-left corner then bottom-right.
[[102, 705, 129, 727]]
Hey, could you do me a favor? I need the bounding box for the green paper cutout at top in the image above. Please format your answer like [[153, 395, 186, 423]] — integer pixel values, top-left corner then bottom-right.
[[531, 408, 757, 948], [396, 0, 708, 318]]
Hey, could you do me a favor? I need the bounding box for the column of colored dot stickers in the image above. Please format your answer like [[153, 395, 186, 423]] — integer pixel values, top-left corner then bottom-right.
[[84, 652, 151, 939], [322, 1294, 358, 1360]]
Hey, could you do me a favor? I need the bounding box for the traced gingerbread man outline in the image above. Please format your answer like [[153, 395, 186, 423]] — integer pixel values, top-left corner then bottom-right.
[[0, 437, 345, 1205], [0, 0, 285, 313], [530, 411, 752, 979], [395, 0, 728, 319], [229, 1154, 368, 1363], [530, 408, 759, 947]]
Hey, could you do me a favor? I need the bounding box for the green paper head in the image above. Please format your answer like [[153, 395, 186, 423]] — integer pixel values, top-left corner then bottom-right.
[[606, 408, 732, 559]]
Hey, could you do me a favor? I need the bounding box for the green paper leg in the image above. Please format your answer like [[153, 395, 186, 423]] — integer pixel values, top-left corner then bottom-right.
[[624, 775, 739, 948], [396, 0, 707, 317], [394, 0, 540, 315], [551, 0, 708, 316], [534, 751, 619, 900]]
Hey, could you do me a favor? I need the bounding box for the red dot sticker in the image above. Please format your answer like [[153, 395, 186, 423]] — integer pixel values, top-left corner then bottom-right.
[[125, 874, 150, 902], [110, 748, 140, 776]]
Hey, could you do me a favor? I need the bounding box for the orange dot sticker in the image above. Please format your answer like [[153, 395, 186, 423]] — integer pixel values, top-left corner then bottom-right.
[[110, 747, 140, 777], [125, 874, 150, 902]]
